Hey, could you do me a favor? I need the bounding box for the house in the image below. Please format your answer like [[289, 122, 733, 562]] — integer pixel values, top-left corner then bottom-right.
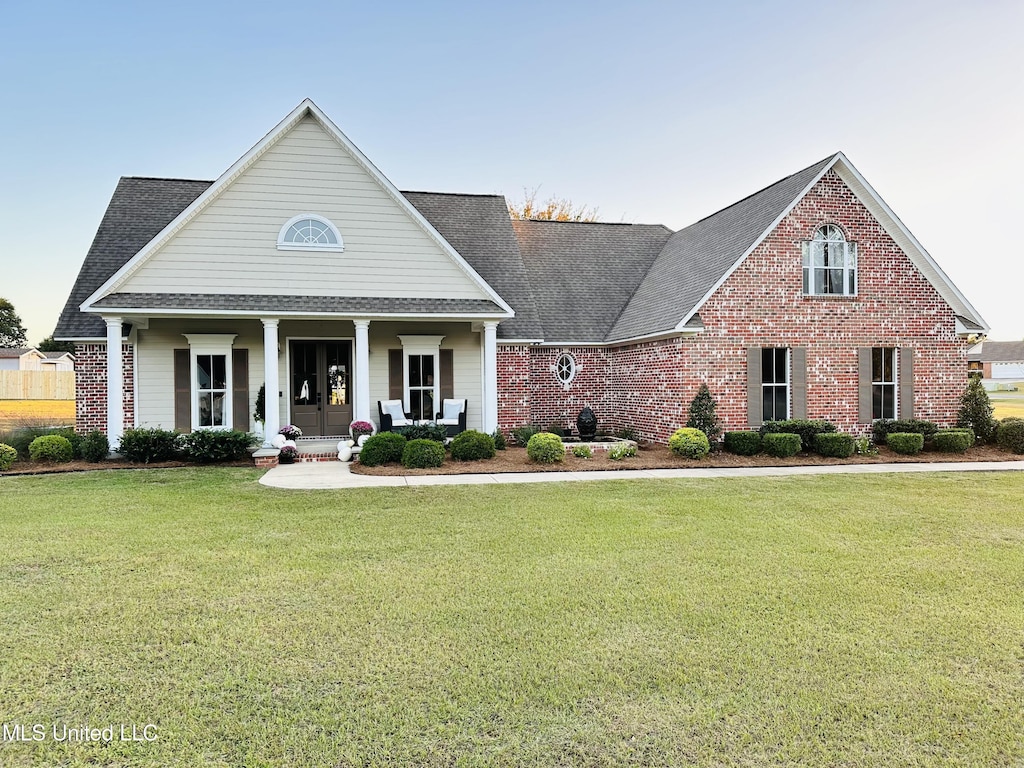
[[39, 351, 75, 372], [0, 347, 47, 371], [967, 341, 1024, 389], [54, 99, 987, 456]]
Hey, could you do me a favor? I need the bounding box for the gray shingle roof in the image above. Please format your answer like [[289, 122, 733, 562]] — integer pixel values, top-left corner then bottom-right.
[[512, 219, 672, 341], [0, 348, 35, 358], [92, 293, 503, 314], [607, 155, 835, 341], [968, 340, 1024, 363]]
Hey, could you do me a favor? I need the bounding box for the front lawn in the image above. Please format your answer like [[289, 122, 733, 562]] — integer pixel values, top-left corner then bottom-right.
[[0, 468, 1021, 766]]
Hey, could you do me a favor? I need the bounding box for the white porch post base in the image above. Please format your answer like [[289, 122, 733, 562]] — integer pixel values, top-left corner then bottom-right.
[[104, 317, 124, 449], [354, 319, 371, 424], [483, 321, 498, 433], [262, 319, 281, 446]]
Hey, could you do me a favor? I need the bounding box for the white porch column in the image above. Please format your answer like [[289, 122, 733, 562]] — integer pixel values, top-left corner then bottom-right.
[[104, 317, 124, 449], [262, 319, 280, 445], [354, 319, 371, 423], [483, 321, 499, 433]]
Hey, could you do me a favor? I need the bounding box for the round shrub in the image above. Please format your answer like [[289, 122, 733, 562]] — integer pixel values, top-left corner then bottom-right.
[[526, 432, 564, 464], [762, 432, 801, 458], [887, 432, 925, 455], [724, 431, 761, 456], [572, 444, 593, 459], [608, 443, 637, 460], [118, 427, 179, 463], [80, 430, 110, 462], [28, 435, 74, 463], [814, 432, 854, 458], [359, 432, 407, 466], [996, 419, 1024, 454], [450, 430, 496, 461], [669, 427, 710, 459], [932, 430, 972, 454], [402, 438, 445, 469], [0, 443, 17, 471]]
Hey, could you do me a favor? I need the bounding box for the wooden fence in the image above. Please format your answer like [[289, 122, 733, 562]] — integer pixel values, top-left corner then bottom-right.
[[0, 371, 76, 400]]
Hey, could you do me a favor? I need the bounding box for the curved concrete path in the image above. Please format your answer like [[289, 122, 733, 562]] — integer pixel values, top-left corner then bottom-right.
[[259, 459, 1024, 490]]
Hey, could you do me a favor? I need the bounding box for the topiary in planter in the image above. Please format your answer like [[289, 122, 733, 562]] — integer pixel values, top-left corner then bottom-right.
[[762, 432, 801, 458], [526, 432, 564, 464], [28, 435, 74, 463], [450, 430, 496, 461], [887, 432, 924, 455], [724, 431, 761, 456], [932, 430, 972, 453], [814, 432, 855, 458], [359, 432, 407, 466], [80, 430, 110, 462], [996, 419, 1024, 454], [402, 438, 445, 469], [669, 427, 710, 459], [0, 443, 17, 471]]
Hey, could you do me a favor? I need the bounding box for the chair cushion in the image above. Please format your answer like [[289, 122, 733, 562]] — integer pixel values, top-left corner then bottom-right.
[[382, 400, 406, 421], [437, 418, 460, 426], [442, 399, 464, 421]]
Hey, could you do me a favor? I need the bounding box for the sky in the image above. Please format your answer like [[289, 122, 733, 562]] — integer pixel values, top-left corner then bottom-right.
[[2, 0, 1022, 344]]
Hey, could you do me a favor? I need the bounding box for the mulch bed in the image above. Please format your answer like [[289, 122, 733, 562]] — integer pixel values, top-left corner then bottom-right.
[[351, 444, 1023, 476], [0, 459, 252, 477]]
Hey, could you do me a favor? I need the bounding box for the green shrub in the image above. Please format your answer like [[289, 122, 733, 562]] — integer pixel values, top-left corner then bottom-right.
[[608, 443, 637, 460], [760, 420, 836, 451], [996, 420, 1024, 454], [450, 430, 496, 461], [762, 432, 801, 458], [854, 437, 878, 456], [510, 425, 541, 447], [402, 438, 445, 469], [814, 432, 855, 458], [887, 432, 925, 455], [545, 423, 567, 438], [490, 429, 507, 451], [177, 430, 258, 463], [957, 376, 997, 443], [80, 430, 110, 462], [28, 435, 74, 463], [359, 432, 407, 466], [685, 383, 721, 443], [396, 423, 448, 442], [526, 432, 564, 464], [6, 426, 80, 459], [932, 430, 972, 454], [872, 419, 938, 445], [615, 426, 640, 442], [118, 427, 180, 463], [723, 431, 761, 456], [669, 427, 710, 459], [572, 444, 593, 459], [0, 443, 17, 471]]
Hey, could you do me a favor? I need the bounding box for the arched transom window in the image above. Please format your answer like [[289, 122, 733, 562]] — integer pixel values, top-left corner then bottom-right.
[[802, 224, 856, 296], [277, 214, 344, 251]]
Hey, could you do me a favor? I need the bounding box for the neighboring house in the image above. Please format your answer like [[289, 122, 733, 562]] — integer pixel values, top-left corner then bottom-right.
[[39, 351, 75, 372], [54, 99, 987, 449], [967, 341, 1024, 389], [0, 347, 47, 371]]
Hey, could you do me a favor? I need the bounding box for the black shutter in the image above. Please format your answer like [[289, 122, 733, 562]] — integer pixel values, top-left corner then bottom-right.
[[439, 349, 454, 400], [174, 349, 191, 433], [388, 349, 403, 401], [232, 349, 249, 431]]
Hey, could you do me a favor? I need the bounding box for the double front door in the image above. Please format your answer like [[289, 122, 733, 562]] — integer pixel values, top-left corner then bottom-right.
[[290, 340, 353, 436]]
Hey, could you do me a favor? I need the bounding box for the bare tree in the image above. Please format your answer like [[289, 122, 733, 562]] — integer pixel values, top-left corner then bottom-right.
[[507, 188, 599, 222]]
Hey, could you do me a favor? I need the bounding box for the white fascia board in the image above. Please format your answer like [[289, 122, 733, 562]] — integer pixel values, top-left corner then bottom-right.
[[83, 306, 510, 322], [831, 153, 990, 333], [496, 339, 546, 345], [675, 154, 840, 331]]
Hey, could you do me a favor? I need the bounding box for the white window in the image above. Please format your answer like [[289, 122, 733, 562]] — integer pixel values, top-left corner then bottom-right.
[[762, 348, 790, 421], [277, 214, 344, 251], [398, 335, 444, 422], [872, 347, 897, 420], [551, 352, 579, 389], [183, 334, 236, 430], [803, 224, 857, 296]]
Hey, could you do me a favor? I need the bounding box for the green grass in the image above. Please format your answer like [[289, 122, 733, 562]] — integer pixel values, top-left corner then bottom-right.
[[0, 468, 1022, 767]]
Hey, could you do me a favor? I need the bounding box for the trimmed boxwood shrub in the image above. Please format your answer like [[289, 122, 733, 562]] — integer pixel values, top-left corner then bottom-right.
[[359, 432, 407, 466], [814, 432, 855, 458], [996, 419, 1024, 454], [118, 427, 180, 463], [396, 423, 448, 442], [762, 432, 801, 458], [887, 432, 925, 455], [177, 430, 257, 463], [0, 443, 17, 471], [669, 427, 710, 459], [402, 438, 445, 469], [932, 430, 972, 453], [450, 430, 496, 461], [7, 426, 81, 460], [724, 430, 761, 456], [872, 419, 938, 445], [760, 419, 836, 451], [29, 435, 74, 463], [526, 432, 564, 464], [80, 430, 110, 462]]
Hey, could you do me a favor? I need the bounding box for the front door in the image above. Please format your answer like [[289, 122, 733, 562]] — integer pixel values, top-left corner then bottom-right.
[[289, 340, 353, 436]]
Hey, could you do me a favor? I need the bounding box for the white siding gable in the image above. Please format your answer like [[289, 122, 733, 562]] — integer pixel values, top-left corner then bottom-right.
[[116, 116, 492, 302]]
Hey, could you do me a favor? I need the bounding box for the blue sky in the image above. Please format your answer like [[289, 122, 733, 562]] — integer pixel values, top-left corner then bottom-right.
[[2, 0, 1022, 343]]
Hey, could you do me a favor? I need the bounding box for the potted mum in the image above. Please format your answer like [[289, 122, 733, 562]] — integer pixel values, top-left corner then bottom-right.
[[279, 424, 302, 441], [350, 420, 374, 442], [278, 445, 299, 464]]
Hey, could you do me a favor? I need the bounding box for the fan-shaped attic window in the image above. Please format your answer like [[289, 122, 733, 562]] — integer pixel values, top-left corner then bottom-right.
[[277, 214, 344, 252]]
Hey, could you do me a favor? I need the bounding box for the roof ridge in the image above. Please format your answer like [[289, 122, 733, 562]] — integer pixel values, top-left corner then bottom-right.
[[121, 175, 215, 183], [512, 218, 668, 229], [401, 190, 505, 199]]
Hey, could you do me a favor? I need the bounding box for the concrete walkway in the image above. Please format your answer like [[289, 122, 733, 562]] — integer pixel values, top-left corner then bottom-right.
[[259, 458, 1024, 490]]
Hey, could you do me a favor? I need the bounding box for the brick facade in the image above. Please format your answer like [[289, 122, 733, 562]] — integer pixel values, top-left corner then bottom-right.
[[497, 171, 968, 443], [74, 342, 134, 435]]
